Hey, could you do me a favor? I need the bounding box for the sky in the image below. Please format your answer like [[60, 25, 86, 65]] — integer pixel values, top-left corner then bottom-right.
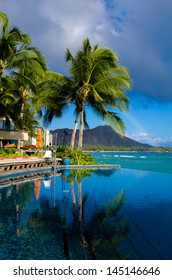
[[0, 0, 172, 146]]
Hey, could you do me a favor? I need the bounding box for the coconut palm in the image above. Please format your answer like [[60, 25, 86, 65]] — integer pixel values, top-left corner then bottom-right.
[[36, 38, 131, 150], [66, 38, 131, 149]]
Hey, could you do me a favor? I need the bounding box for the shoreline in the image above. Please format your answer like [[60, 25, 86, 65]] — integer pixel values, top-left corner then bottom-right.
[[84, 150, 171, 153]]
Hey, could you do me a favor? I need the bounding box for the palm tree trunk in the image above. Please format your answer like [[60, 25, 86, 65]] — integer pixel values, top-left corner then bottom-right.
[[70, 113, 78, 149], [17, 101, 24, 150], [78, 108, 84, 150], [17, 131, 22, 150]]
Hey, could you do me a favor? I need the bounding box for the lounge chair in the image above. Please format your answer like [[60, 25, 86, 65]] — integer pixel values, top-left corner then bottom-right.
[[43, 150, 62, 165], [43, 150, 52, 159]]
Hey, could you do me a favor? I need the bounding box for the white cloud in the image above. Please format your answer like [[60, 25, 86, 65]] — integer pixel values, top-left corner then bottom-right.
[[126, 131, 172, 147]]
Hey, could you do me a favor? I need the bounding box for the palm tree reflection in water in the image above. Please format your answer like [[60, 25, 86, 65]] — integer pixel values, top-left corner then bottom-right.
[[61, 169, 130, 260], [0, 169, 130, 259]]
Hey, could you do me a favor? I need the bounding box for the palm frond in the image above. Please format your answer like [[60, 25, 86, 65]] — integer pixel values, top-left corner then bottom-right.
[[0, 12, 9, 29], [105, 111, 125, 136], [12, 71, 37, 93]]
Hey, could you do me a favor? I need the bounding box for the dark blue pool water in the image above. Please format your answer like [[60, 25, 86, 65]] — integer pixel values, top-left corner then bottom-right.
[[0, 168, 172, 260]]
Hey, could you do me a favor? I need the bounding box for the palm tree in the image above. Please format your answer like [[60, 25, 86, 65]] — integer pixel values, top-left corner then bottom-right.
[[66, 38, 131, 149], [37, 38, 131, 150], [11, 46, 47, 149], [37, 71, 89, 149], [0, 12, 30, 125], [0, 12, 47, 149]]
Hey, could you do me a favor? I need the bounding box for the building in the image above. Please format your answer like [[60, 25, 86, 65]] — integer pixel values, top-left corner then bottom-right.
[[31, 129, 53, 147], [0, 118, 53, 148], [43, 130, 53, 147], [0, 118, 28, 148]]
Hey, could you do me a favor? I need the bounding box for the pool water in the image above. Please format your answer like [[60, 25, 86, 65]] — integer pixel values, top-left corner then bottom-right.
[[0, 168, 172, 260]]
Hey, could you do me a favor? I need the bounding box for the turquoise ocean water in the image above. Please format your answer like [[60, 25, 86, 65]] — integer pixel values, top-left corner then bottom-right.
[[91, 151, 172, 174]]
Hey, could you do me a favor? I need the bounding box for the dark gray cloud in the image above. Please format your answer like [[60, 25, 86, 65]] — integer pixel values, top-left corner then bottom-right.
[[1, 0, 172, 101], [107, 0, 172, 102]]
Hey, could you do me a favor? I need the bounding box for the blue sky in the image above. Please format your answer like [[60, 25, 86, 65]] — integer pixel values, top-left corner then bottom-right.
[[1, 0, 172, 146]]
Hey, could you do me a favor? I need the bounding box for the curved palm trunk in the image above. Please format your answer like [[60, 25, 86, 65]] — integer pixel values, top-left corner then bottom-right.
[[78, 108, 84, 150], [70, 112, 79, 149]]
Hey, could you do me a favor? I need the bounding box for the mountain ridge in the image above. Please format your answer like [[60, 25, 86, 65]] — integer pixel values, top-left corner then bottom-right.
[[51, 125, 150, 147]]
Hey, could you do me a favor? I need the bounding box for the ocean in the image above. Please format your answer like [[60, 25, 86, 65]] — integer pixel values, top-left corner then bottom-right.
[[91, 151, 172, 174]]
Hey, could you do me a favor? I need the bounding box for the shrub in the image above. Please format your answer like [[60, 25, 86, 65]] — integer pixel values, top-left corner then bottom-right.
[[55, 147, 97, 165]]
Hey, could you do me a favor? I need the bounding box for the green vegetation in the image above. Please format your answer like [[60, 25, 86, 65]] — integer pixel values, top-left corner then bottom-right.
[[0, 12, 47, 149], [82, 144, 172, 152], [0, 148, 17, 157], [56, 147, 97, 165]]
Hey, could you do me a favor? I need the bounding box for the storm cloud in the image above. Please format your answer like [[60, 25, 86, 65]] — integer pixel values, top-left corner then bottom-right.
[[1, 0, 172, 101]]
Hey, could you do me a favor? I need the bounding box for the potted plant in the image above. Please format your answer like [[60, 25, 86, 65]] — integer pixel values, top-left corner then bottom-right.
[[62, 152, 71, 165]]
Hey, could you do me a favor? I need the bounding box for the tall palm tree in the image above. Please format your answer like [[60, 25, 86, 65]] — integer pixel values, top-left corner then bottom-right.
[[66, 38, 131, 149]]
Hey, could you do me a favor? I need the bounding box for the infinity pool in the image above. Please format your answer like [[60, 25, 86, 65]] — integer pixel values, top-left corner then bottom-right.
[[0, 168, 172, 260]]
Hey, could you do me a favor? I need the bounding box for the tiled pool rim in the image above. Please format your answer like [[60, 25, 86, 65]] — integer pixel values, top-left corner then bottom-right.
[[0, 163, 120, 187]]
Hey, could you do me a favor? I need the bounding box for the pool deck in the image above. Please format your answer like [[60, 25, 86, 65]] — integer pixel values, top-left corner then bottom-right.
[[0, 157, 120, 176], [0, 157, 120, 188], [0, 157, 54, 174]]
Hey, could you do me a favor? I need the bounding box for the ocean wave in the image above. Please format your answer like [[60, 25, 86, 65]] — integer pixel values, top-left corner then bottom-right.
[[120, 155, 135, 158]]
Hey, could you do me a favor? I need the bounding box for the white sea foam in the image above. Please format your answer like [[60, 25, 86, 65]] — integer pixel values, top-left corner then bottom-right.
[[120, 155, 135, 158]]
